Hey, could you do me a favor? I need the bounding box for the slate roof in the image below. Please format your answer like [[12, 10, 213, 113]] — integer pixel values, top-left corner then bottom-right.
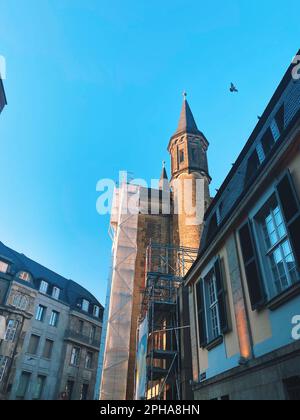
[[200, 50, 300, 255], [0, 241, 103, 320], [173, 98, 202, 137]]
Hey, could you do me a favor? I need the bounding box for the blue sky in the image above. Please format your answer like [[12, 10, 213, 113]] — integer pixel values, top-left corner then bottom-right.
[[0, 0, 299, 305]]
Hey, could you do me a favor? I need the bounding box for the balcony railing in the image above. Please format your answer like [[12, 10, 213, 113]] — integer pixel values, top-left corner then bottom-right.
[[64, 329, 100, 349]]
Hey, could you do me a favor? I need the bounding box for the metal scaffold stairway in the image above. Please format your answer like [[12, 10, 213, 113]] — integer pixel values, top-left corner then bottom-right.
[[139, 244, 198, 401]]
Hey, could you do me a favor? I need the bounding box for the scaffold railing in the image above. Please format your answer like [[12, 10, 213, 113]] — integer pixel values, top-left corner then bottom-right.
[[137, 243, 198, 401]]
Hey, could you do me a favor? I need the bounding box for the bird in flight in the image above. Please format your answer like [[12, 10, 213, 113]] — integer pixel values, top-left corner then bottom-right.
[[230, 83, 238, 93]]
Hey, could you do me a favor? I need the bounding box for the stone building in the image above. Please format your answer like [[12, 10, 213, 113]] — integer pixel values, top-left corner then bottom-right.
[[0, 242, 103, 400], [99, 95, 211, 400], [185, 51, 300, 400]]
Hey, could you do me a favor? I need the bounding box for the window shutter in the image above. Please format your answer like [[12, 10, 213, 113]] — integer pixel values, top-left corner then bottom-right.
[[276, 171, 300, 269], [196, 280, 207, 348], [239, 221, 266, 310], [214, 258, 229, 334]]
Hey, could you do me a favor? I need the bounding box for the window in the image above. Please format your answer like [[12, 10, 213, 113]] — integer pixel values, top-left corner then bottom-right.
[[49, 311, 59, 327], [39, 280, 48, 294], [36, 305, 46, 322], [4, 319, 19, 342], [261, 128, 275, 157], [93, 305, 100, 318], [28, 335, 40, 355], [0, 260, 9, 274], [80, 383, 89, 401], [284, 377, 300, 401], [18, 272, 31, 282], [205, 271, 221, 341], [85, 352, 93, 369], [206, 213, 218, 242], [82, 299, 89, 312], [66, 380, 75, 400], [0, 356, 9, 383], [89, 325, 96, 343], [196, 259, 228, 347], [70, 347, 80, 366], [78, 320, 84, 335], [16, 372, 31, 399], [270, 119, 280, 142], [52, 287, 60, 300], [275, 104, 285, 134], [179, 149, 185, 164], [12, 294, 29, 311], [258, 199, 299, 297], [43, 339, 54, 359], [245, 150, 260, 184], [33, 375, 46, 400]]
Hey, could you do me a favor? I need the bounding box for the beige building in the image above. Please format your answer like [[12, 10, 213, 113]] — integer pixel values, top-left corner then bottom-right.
[[0, 242, 103, 400], [185, 52, 300, 400], [99, 96, 211, 400]]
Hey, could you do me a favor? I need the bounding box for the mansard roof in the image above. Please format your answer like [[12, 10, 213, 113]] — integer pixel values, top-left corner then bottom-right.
[[0, 241, 103, 320], [199, 50, 300, 256]]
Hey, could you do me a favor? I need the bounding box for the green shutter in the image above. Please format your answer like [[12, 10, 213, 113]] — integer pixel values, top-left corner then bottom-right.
[[239, 221, 266, 310], [214, 257, 229, 334], [196, 280, 207, 348]]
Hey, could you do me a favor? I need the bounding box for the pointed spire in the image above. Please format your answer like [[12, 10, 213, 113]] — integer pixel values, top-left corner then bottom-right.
[[174, 92, 200, 136], [159, 161, 169, 190]]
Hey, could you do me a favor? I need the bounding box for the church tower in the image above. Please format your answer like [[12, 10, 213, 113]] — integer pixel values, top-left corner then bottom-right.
[[168, 94, 211, 249]]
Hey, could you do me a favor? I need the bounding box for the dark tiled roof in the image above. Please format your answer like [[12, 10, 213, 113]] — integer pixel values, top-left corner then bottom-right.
[[0, 241, 103, 319], [173, 98, 202, 137], [200, 50, 300, 255], [0, 77, 7, 114]]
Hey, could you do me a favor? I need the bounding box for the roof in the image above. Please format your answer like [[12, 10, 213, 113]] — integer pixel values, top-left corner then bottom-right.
[[0, 241, 103, 319], [0, 77, 7, 114], [199, 50, 300, 256], [174, 98, 201, 137]]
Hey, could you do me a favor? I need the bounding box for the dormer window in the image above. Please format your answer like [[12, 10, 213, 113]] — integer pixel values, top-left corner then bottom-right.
[[93, 305, 100, 318], [39, 280, 48, 294], [0, 260, 9, 274], [52, 287, 60, 300], [18, 272, 31, 282], [82, 299, 90, 313], [245, 150, 260, 186]]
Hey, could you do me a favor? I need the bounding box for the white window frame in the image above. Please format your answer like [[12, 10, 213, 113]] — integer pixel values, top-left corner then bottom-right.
[[39, 280, 48, 294], [0, 261, 9, 274], [254, 197, 299, 298], [85, 352, 93, 370], [52, 287, 60, 300], [93, 305, 100, 318], [82, 299, 89, 313], [49, 311, 59, 327], [0, 356, 9, 383], [70, 347, 80, 366], [204, 271, 221, 342], [4, 319, 19, 342], [36, 305, 46, 322], [18, 272, 31, 282]]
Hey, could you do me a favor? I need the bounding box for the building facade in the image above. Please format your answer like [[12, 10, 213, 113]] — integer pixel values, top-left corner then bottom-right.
[[0, 242, 103, 400], [99, 96, 211, 400], [185, 52, 300, 400]]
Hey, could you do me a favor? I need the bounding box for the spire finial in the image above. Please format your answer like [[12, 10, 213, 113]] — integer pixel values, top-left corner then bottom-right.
[[162, 160, 166, 168], [183, 91, 187, 100]]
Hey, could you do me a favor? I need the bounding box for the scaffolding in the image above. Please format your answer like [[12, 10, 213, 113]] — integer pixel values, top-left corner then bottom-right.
[[99, 183, 140, 401], [138, 244, 198, 401]]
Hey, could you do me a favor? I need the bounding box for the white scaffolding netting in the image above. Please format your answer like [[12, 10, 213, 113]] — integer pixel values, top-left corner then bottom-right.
[[99, 183, 140, 400]]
